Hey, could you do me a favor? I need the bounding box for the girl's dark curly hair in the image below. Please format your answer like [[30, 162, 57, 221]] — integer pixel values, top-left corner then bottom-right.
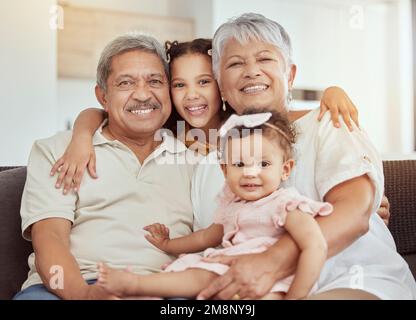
[[165, 38, 212, 66]]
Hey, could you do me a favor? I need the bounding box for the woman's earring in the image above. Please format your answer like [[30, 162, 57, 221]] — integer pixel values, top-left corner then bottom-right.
[[222, 98, 227, 111], [287, 89, 293, 105]]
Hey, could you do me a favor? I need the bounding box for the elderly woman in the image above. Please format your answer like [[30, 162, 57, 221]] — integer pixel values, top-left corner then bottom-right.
[[193, 13, 416, 300]]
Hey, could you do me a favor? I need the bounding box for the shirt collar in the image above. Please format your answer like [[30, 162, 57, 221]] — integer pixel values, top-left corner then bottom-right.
[[92, 119, 111, 146], [92, 120, 187, 154]]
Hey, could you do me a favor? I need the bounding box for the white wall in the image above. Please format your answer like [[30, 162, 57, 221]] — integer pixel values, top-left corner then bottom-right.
[[0, 0, 57, 165], [211, 0, 414, 156], [168, 0, 213, 38], [57, 79, 99, 131], [388, 0, 414, 155], [62, 0, 173, 16]]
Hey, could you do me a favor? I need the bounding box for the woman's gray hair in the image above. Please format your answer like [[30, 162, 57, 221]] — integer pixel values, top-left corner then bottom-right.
[[97, 32, 169, 91], [212, 13, 293, 80]]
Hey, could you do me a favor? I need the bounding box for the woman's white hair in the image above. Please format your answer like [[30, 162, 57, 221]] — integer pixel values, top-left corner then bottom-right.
[[96, 32, 169, 91], [212, 13, 293, 80]]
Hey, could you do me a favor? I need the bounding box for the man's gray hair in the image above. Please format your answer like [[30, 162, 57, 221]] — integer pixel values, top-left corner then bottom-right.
[[97, 32, 169, 91], [212, 13, 293, 80]]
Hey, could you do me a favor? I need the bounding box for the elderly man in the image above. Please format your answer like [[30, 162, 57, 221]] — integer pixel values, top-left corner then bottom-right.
[[14, 33, 195, 300]]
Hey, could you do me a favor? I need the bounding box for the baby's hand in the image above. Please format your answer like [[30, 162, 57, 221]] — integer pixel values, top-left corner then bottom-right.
[[143, 223, 171, 252]]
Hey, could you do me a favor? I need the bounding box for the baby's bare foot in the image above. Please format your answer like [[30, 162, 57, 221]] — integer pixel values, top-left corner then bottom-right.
[[97, 262, 137, 296]]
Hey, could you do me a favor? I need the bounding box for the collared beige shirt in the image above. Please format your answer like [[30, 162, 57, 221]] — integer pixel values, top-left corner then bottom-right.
[[20, 125, 197, 290]]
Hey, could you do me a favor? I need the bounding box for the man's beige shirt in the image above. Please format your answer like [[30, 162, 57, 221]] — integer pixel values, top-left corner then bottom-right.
[[20, 126, 197, 290]]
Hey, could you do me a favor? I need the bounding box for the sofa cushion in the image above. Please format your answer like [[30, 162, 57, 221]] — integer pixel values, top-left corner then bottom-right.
[[0, 167, 32, 300], [383, 160, 416, 279]]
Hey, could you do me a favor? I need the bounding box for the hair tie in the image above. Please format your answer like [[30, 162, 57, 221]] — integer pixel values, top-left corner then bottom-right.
[[219, 113, 291, 143], [165, 40, 179, 63], [219, 113, 272, 137]]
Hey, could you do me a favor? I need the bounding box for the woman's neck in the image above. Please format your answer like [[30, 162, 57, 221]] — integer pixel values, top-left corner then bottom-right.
[[288, 110, 311, 122]]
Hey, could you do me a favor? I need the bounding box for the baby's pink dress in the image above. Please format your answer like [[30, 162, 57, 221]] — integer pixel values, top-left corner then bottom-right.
[[164, 185, 333, 293]]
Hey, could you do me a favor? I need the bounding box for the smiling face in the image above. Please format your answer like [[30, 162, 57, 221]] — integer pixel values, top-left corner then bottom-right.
[[218, 38, 296, 115], [95, 50, 171, 138], [222, 133, 293, 201], [170, 53, 222, 129]]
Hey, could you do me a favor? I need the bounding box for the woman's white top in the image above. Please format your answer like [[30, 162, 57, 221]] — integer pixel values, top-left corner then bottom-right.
[[191, 109, 416, 299]]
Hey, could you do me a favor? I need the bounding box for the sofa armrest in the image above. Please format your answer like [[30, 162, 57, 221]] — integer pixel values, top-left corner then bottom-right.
[[383, 160, 416, 279], [0, 167, 33, 299]]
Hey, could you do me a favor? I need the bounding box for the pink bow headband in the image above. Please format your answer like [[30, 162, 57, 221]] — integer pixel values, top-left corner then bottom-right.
[[219, 112, 291, 143]]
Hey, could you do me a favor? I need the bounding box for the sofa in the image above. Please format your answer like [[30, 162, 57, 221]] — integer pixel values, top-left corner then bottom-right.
[[1, 161, 415, 300]]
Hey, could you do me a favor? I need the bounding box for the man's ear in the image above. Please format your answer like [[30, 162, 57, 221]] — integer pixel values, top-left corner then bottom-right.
[[287, 64, 297, 90], [95, 85, 108, 112], [281, 158, 295, 181]]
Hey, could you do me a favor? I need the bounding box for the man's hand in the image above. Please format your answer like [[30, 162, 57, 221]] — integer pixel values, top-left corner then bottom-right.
[[143, 223, 171, 252], [197, 252, 281, 300]]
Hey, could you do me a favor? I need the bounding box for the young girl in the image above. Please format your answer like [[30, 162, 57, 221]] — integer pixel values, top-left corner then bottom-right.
[[49, 38, 359, 194], [96, 110, 333, 300], [164, 39, 233, 153]]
